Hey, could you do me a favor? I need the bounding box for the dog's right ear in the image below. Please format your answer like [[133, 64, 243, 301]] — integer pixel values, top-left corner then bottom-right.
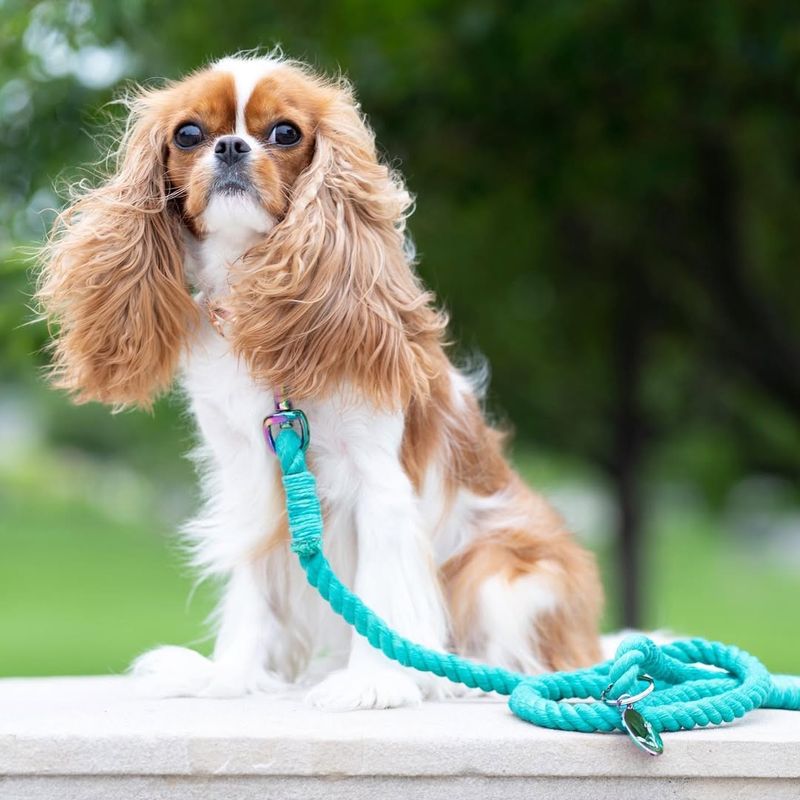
[[230, 76, 447, 409], [36, 87, 198, 410]]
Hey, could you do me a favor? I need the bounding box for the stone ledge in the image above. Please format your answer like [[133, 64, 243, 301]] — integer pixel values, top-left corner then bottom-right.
[[1, 676, 799, 799]]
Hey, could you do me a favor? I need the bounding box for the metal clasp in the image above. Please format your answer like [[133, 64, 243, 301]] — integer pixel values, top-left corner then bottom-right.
[[263, 407, 310, 454], [601, 673, 656, 708]]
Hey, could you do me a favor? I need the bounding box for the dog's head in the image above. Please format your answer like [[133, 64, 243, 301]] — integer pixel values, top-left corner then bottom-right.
[[38, 54, 446, 409]]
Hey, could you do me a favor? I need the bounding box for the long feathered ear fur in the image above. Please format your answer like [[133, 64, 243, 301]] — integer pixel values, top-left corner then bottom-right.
[[36, 89, 198, 410], [229, 77, 448, 409]]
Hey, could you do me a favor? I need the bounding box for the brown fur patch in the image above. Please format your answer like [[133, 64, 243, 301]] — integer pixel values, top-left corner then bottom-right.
[[401, 368, 511, 496], [441, 495, 603, 671], [160, 70, 238, 222], [165, 71, 237, 171], [36, 81, 204, 409], [243, 70, 323, 217]]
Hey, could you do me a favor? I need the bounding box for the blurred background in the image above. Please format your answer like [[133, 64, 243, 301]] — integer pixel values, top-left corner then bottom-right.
[[1, 0, 799, 677]]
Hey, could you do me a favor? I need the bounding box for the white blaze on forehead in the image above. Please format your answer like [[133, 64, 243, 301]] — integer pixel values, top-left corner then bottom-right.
[[214, 55, 282, 134], [196, 55, 282, 295]]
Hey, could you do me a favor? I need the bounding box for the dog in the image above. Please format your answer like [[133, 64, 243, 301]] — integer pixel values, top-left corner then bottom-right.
[[37, 52, 603, 709]]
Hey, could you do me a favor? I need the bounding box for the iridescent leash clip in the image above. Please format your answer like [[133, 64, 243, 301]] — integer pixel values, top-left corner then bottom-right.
[[601, 673, 663, 755], [263, 394, 310, 454]]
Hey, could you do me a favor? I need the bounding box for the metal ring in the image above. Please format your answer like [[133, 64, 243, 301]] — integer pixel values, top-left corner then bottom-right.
[[263, 409, 310, 454], [601, 673, 656, 707]]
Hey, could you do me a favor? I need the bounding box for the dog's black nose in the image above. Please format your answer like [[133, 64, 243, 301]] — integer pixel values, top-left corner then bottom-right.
[[214, 136, 251, 166]]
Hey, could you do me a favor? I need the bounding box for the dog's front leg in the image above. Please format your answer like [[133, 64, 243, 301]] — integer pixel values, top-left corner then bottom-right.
[[200, 560, 292, 697], [133, 560, 290, 698], [305, 410, 451, 710]]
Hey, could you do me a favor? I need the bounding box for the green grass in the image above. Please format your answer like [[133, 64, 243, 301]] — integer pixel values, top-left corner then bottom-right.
[[2, 449, 799, 677], [647, 512, 800, 675], [1, 455, 215, 677]]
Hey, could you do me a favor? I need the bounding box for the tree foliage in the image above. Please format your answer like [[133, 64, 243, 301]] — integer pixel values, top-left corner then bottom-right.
[[3, 0, 800, 621]]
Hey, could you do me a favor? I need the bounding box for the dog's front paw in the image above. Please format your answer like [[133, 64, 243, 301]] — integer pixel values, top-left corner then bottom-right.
[[305, 668, 423, 711], [132, 645, 215, 698], [131, 645, 288, 698]]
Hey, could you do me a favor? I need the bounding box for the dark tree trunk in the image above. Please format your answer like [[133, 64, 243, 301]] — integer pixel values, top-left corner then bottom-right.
[[694, 137, 800, 415], [612, 275, 647, 629]]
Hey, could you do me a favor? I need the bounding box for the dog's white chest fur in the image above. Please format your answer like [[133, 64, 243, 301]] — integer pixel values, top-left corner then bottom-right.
[[180, 319, 400, 557], [180, 322, 282, 569], [165, 317, 452, 703]]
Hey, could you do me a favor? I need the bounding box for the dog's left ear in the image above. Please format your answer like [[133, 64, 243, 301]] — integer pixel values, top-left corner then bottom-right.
[[36, 88, 198, 410], [230, 79, 447, 408]]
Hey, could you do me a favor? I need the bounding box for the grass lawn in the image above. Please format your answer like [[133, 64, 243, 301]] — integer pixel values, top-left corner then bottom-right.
[[647, 514, 800, 675], [2, 449, 799, 677], [1, 455, 216, 677]]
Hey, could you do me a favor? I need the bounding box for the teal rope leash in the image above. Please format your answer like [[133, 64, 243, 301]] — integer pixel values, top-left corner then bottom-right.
[[269, 417, 800, 755]]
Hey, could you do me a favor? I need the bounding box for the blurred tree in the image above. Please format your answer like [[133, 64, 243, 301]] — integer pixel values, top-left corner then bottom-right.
[[2, 0, 800, 626]]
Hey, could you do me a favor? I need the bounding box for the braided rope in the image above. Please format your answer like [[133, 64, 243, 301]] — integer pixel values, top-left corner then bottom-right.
[[275, 428, 800, 734]]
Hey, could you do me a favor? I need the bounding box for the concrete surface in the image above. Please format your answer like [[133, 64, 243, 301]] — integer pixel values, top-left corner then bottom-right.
[[1, 676, 798, 799]]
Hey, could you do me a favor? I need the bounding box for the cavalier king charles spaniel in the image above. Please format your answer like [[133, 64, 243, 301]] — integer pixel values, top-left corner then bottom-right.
[[37, 53, 603, 709]]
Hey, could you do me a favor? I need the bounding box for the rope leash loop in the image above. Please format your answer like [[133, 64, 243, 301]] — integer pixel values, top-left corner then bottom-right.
[[509, 637, 774, 736], [271, 422, 800, 754]]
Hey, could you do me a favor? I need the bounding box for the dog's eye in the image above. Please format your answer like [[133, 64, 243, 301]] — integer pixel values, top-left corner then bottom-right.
[[267, 122, 301, 147], [174, 123, 204, 149]]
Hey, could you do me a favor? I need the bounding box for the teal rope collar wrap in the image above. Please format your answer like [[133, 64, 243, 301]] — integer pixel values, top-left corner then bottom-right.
[[271, 423, 800, 755]]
